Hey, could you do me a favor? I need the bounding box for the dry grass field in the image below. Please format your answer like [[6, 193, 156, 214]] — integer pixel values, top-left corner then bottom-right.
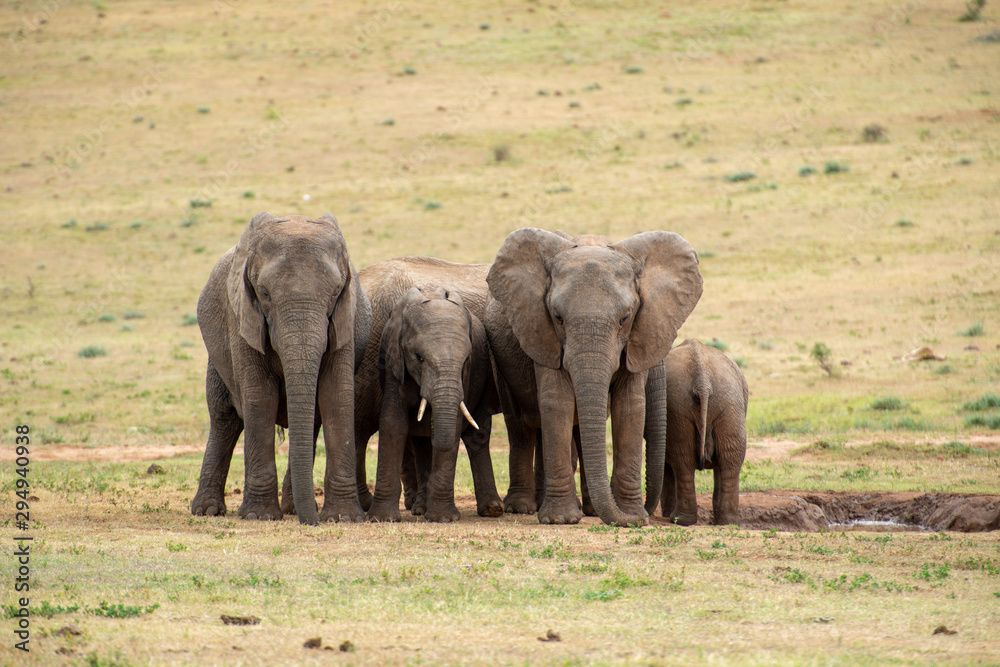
[[1, 0, 999, 664]]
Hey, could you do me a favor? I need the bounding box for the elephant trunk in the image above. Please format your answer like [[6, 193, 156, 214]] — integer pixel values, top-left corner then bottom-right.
[[570, 351, 646, 527], [277, 310, 328, 525], [427, 366, 465, 452], [694, 378, 712, 471], [643, 361, 667, 516]]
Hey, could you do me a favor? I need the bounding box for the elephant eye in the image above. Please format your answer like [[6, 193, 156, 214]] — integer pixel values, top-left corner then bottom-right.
[[553, 313, 564, 325], [619, 313, 630, 326], [414, 352, 424, 363], [257, 285, 269, 300]]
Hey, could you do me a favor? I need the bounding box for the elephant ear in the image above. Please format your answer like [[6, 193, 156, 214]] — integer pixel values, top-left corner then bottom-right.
[[487, 228, 574, 369], [318, 213, 357, 352], [380, 287, 422, 385], [226, 212, 276, 354], [617, 231, 703, 373]]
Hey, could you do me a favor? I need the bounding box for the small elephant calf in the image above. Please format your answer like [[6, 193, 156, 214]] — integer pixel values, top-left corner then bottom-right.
[[660, 338, 749, 526], [367, 286, 501, 523]]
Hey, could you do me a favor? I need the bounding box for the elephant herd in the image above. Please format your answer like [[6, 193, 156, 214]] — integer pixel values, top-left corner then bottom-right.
[[189, 212, 749, 527]]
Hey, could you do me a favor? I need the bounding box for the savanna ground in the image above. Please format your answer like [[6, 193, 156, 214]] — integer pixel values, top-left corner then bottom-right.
[[1, 0, 999, 664]]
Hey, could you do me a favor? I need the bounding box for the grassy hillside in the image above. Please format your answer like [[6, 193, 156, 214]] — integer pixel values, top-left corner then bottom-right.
[[1, 1, 998, 447]]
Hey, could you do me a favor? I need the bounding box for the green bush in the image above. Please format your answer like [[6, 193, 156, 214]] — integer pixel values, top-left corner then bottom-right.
[[869, 396, 905, 411], [78, 346, 108, 358], [724, 171, 756, 183], [962, 393, 1000, 411]]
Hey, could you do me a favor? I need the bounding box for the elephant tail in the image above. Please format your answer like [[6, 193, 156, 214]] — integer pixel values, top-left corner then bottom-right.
[[694, 380, 712, 471]]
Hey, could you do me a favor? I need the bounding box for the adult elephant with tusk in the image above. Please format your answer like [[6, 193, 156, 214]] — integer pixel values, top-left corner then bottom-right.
[[485, 228, 702, 526], [367, 286, 496, 523], [190, 212, 372, 525]]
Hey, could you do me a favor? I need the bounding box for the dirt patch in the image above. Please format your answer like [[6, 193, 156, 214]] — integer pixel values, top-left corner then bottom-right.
[[648, 490, 1000, 533], [0, 443, 204, 463]]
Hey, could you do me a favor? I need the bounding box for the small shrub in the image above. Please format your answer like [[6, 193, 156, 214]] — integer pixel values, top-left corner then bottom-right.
[[493, 145, 510, 162], [189, 198, 213, 208], [810, 342, 833, 375], [675, 97, 693, 107], [956, 156, 974, 165], [181, 314, 198, 326], [98, 314, 116, 323], [624, 65, 644, 74], [824, 161, 849, 174], [61, 219, 78, 228], [568, 100, 581, 108], [723, 171, 756, 183], [962, 393, 1000, 411], [933, 364, 955, 375], [196, 106, 210, 114], [704, 338, 728, 352], [959, 0, 985, 21], [381, 118, 395, 126], [402, 65, 417, 75], [128, 221, 144, 229], [798, 165, 817, 177], [423, 200, 442, 210], [965, 414, 1000, 429], [242, 190, 255, 198], [957, 321, 984, 336], [699, 250, 717, 259], [122, 310, 145, 320], [181, 218, 197, 228], [78, 346, 107, 358], [895, 218, 914, 227], [861, 124, 886, 143], [869, 396, 905, 411], [85, 222, 109, 231]]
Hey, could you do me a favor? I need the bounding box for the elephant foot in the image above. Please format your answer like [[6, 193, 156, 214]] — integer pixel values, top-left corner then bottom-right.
[[411, 489, 428, 516], [238, 497, 283, 521], [279, 490, 296, 516], [477, 496, 505, 518], [366, 504, 401, 523], [319, 498, 365, 523], [503, 490, 537, 515], [191, 492, 227, 517], [671, 511, 697, 526], [358, 487, 374, 513], [712, 514, 739, 527], [423, 503, 461, 523], [537, 498, 583, 525], [582, 499, 596, 517]]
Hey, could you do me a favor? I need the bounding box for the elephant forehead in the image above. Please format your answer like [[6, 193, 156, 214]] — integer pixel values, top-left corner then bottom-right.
[[407, 299, 468, 329], [549, 246, 636, 284]]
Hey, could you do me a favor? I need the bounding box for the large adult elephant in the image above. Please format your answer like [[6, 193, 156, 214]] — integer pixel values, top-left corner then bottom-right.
[[486, 229, 702, 526], [349, 256, 504, 518], [190, 212, 372, 525], [367, 286, 497, 522]]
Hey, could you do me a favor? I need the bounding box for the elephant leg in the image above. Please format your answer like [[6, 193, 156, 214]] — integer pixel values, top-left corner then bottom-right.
[[410, 437, 432, 516], [367, 389, 407, 523], [533, 431, 545, 509], [462, 413, 504, 517], [356, 437, 374, 512], [711, 426, 745, 526], [535, 367, 583, 525], [318, 347, 365, 522], [574, 427, 595, 516], [502, 410, 537, 515], [238, 382, 283, 521], [192, 364, 243, 517], [279, 419, 321, 515], [609, 371, 648, 521], [661, 461, 678, 520], [401, 442, 418, 510], [423, 443, 461, 523], [670, 419, 699, 526]]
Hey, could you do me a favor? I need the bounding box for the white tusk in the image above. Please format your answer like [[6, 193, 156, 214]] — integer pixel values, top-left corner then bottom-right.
[[417, 397, 427, 422], [460, 401, 480, 430]]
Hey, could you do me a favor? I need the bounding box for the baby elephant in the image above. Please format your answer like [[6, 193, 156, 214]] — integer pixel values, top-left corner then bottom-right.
[[367, 286, 499, 523], [659, 338, 749, 526]]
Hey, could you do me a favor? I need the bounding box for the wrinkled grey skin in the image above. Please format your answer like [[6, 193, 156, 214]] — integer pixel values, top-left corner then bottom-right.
[[350, 257, 503, 518], [367, 287, 498, 523], [190, 212, 372, 525], [654, 339, 749, 526], [576, 360, 666, 517], [486, 228, 702, 526]]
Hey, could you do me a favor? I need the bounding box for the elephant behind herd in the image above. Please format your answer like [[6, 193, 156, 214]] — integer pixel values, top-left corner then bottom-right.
[[190, 213, 748, 527]]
